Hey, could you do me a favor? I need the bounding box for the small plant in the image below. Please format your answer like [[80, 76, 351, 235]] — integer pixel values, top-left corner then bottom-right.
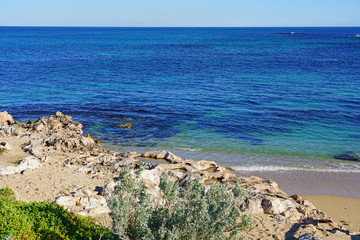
[[107, 165, 252, 240], [0, 148, 5, 154], [0, 187, 15, 197], [0, 191, 116, 240]]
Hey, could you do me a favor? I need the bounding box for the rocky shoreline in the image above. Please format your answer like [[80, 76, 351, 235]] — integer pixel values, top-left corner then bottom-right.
[[0, 111, 357, 239]]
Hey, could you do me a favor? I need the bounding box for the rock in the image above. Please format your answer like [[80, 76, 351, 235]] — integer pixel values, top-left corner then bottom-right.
[[141, 150, 182, 163], [298, 233, 320, 240], [102, 181, 116, 198], [261, 196, 297, 215], [334, 151, 359, 161], [115, 123, 132, 129], [0, 142, 11, 151], [139, 170, 160, 187], [291, 194, 302, 203], [0, 124, 20, 137], [0, 111, 15, 125], [0, 156, 42, 175], [55, 188, 110, 217], [183, 159, 217, 171], [22, 140, 44, 158]]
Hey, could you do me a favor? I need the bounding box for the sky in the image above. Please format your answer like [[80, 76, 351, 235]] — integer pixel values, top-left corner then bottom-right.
[[1, 0, 360, 27]]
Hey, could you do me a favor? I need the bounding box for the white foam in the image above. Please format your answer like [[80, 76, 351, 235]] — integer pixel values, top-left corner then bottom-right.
[[173, 147, 202, 152], [231, 164, 360, 173]]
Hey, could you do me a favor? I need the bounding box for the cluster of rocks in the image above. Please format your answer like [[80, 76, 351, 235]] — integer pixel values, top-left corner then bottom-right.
[[0, 156, 42, 175], [0, 111, 353, 239]]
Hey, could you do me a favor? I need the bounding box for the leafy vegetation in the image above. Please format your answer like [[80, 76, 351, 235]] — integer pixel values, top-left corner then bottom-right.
[[107, 165, 252, 240], [0, 186, 15, 197], [0, 187, 116, 240]]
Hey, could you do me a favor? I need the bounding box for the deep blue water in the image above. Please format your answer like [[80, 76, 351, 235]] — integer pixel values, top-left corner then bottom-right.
[[1, 27, 360, 172]]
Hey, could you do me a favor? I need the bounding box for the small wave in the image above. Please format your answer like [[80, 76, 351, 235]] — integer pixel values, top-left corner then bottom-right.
[[231, 165, 360, 173], [174, 147, 202, 152]]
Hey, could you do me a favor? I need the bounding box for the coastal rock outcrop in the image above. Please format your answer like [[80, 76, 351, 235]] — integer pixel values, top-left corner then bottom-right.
[[0, 111, 15, 125]]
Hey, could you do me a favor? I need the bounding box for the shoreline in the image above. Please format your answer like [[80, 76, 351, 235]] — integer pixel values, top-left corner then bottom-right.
[[1, 112, 360, 239], [236, 170, 360, 198], [108, 145, 360, 198]]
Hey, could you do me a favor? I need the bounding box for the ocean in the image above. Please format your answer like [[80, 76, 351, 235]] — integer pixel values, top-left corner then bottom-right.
[[1, 27, 360, 173]]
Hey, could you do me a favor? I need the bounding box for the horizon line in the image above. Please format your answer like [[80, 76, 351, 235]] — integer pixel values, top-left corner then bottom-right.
[[1, 25, 360, 28]]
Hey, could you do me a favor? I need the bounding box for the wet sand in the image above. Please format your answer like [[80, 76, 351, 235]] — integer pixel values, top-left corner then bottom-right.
[[237, 170, 360, 198]]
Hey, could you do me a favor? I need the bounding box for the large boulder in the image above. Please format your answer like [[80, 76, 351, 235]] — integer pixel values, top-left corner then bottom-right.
[[0, 111, 14, 125], [334, 151, 359, 161]]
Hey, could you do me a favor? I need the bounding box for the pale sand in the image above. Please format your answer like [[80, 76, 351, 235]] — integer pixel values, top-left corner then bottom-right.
[[0, 137, 30, 167], [303, 195, 360, 233], [0, 136, 114, 226]]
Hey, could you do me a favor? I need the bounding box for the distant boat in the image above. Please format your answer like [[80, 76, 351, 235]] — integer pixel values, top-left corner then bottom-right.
[[355, 34, 360, 38]]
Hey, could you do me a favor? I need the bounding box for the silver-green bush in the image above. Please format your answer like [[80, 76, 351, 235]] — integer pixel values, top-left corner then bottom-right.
[[107, 165, 252, 240]]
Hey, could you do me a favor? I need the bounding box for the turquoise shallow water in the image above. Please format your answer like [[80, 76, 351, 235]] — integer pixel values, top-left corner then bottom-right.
[[1, 27, 360, 172]]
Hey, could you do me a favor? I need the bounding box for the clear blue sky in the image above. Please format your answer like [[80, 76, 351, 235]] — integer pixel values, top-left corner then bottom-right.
[[1, 0, 360, 27]]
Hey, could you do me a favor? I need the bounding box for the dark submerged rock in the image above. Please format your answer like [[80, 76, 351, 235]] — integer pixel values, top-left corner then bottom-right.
[[334, 151, 360, 161]]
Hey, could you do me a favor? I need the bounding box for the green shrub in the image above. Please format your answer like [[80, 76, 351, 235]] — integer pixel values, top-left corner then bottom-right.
[[107, 165, 252, 240], [0, 192, 116, 240], [0, 187, 15, 197]]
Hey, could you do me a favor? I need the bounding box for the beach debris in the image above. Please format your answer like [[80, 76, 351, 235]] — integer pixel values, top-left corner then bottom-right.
[[334, 151, 360, 161], [0, 111, 15, 125]]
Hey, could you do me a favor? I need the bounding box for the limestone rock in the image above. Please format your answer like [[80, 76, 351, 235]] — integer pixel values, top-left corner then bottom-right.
[[261, 196, 297, 215], [0, 142, 11, 151], [55, 188, 110, 217], [0, 111, 14, 125], [22, 140, 43, 158], [0, 124, 20, 137], [183, 159, 217, 171], [101, 181, 116, 198], [139, 170, 160, 187], [0, 156, 42, 175], [142, 150, 182, 163]]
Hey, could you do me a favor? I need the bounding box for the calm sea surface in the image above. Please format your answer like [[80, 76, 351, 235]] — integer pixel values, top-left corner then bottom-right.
[[1, 27, 360, 172]]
